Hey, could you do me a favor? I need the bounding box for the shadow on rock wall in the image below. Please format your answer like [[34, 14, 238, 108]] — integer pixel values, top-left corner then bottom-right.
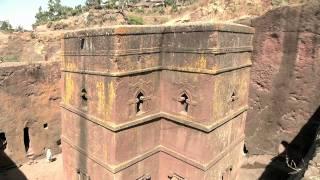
[[0, 62, 61, 166], [246, 0, 320, 156], [0, 137, 27, 180], [259, 106, 320, 179], [241, 1, 320, 179]]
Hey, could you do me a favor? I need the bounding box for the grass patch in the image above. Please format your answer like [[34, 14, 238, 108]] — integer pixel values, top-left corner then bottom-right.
[[0, 55, 19, 62], [272, 0, 289, 7], [127, 15, 144, 25]]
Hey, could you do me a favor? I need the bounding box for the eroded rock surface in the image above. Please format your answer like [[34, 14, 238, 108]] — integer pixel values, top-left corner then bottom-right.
[[0, 61, 61, 167], [245, 1, 320, 156]]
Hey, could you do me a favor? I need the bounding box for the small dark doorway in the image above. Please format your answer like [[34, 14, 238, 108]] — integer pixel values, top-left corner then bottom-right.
[[80, 38, 85, 50], [0, 132, 7, 150], [23, 127, 30, 152]]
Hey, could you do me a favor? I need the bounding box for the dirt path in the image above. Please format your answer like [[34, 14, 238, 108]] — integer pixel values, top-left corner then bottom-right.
[[0, 154, 62, 180]]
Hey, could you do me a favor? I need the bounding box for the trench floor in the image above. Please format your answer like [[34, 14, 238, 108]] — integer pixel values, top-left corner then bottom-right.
[[0, 154, 62, 180]]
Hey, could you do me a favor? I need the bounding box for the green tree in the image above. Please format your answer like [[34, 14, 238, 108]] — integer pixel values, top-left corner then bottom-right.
[[35, 6, 50, 25], [85, 0, 102, 9], [0, 21, 13, 32], [47, 0, 65, 20], [35, 0, 82, 26], [71, 5, 83, 16]]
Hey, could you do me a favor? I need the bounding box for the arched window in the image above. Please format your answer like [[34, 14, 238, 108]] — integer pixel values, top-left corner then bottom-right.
[[81, 88, 88, 102], [136, 92, 145, 113], [230, 91, 237, 102], [179, 93, 190, 113]]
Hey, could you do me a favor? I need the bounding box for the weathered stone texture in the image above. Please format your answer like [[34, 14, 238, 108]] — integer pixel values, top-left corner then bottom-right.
[[0, 32, 61, 62], [0, 62, 61, 168], [61, 23, 253, 179], [245, 1, 320, 155]]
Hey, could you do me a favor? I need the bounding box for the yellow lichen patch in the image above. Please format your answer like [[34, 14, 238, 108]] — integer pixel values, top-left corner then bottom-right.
[[193, 54, 207, 70], [65, 62, 76, 70], [96, 81, 106, 117], [198, 54, 207, 69], [105, 81, 116, 121], [64, 74, 74, 104], [179, 55, 208, 72]]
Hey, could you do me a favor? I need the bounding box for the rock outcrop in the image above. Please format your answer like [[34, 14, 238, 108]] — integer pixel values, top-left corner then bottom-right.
[[0, 61, 61, 167], [245, 1, 320, 157]]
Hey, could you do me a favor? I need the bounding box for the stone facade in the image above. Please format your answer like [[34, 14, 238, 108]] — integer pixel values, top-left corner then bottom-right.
[[61, 23, 253, 179], [0, 61, 61, 169]]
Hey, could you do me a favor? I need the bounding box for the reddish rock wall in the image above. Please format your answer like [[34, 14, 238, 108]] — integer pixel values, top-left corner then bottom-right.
[[245, 1, 320, 156], [0, 31, 61, 63], [0, 61, 61, 168]]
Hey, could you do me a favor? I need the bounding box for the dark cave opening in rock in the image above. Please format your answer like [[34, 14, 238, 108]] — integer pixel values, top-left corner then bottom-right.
[[23, 127, 30, 153], [0, 132, 7, 150]]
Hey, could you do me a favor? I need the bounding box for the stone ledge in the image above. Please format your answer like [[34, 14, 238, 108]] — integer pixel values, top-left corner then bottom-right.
[[60, 103, 248, 133], [61, 63, 252, 77], [0, 60, 60, 68], [62, 46, 253, 56], [63, 22, 254, 38], [61, 135, 245, 173]]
